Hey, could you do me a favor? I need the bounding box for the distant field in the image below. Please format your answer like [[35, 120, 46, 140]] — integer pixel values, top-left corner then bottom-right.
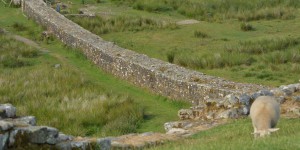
[[63, 0, 300, 86]]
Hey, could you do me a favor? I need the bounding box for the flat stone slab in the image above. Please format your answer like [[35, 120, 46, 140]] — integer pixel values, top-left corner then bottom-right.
[[177, 19, 200, 25]]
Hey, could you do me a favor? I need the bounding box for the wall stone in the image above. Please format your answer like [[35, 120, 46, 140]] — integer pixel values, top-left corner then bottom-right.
[[22, 0, 266, 105]]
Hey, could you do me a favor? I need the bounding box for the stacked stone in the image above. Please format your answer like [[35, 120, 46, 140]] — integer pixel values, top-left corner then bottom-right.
[[0, 104, 111, 150], [166, 83, 300, 134], [177, 83, 300, 121]]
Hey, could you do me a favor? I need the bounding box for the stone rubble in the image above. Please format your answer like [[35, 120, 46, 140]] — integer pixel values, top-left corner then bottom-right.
[[178, 83, 300, 121]]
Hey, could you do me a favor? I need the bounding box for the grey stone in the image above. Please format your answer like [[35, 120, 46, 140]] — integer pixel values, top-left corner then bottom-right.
[[251, 92, 261, 100], [271, 88, 285, 96], [292, 96, 300, 102], [217, 109, 239, 119], [285, 85, 296, 93], [45, 126, 59, 145], [54, 64, 61, 69], [164, 121, 191, 132], [10, 126, 58, 145], [178, 109, 193, 120], [55, 141, 72, 150], [8, 129, 18, 146], [238, 94, 251, 105], [140, 132, 154, 136], [166, 128, 189, 135], [19, 126, 48, 144], [0, 121, 14, 131], [57, 133, 73, 142], [97, 138, 111, 150], [239, 105, 250, 115], [17, 116, 36, 126], [0, 104, 16, 118], [70, 140, 90, 150], [225, 94, 238, 105], [292, 83, 300, 91], [276, 96, 285, 104], [259, 90, 274, 96], [0, 133, 9, 150], [280, 85, 295, 96]]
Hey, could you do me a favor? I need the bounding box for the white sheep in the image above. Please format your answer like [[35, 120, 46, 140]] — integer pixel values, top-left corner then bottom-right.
[[250, 96, 280, 137]]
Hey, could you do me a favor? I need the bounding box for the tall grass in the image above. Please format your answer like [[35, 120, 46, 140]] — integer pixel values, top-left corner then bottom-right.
[[0, 35, 145, 137], [68, 15, 177, 34], [0, 36, 39, 68], [226, 37, 300, 54], [110, 0, 299, 21]]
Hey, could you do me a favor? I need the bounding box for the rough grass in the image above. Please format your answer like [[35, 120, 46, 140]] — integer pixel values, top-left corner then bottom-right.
[[67, 15, 178, 34], [150, 118, 300, 150], [109, 0, 299, 21], [0, 35, 145, 136]]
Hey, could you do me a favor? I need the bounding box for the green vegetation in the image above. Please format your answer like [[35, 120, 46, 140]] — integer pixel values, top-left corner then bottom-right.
[[0, 6, 190, 137], [0, 34, 144, 136], [60, 0, 300, 86], [110, 0, 299, 21], [67, 15, 178, 34], [151, 118, 300, 150]]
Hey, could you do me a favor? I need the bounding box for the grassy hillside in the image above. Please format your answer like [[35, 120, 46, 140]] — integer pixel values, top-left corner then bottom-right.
[[62, 0, 300, 86], [0, 5, 189, 137]]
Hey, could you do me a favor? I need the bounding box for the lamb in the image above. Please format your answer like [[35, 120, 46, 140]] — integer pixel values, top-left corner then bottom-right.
[[250, 96, 280, 137]]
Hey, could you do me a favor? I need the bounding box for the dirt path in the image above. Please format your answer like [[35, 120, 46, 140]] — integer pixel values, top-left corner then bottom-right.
[[1, 28, 49, 53]]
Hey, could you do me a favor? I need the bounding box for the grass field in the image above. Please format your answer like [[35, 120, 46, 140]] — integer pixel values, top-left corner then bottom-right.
[[62, 0, 300, 86], [151, 118, 300, 150], [0, 5, 189, 137]]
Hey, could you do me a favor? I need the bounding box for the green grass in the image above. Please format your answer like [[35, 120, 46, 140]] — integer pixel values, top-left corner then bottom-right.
[[59, 0, 300, 86], [151, 118, 300, 150], [0, 6, 190, 137]]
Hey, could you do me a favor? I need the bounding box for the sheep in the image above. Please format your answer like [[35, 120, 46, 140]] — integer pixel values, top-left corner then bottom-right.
[[250, 96, 280, 137]]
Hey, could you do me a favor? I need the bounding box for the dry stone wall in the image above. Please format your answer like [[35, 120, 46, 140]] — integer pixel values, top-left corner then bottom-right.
[[23, 0, 266, 105]]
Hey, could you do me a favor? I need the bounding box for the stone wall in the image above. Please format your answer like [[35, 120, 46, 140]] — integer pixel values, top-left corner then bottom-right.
[[22, 0, 266, 105]]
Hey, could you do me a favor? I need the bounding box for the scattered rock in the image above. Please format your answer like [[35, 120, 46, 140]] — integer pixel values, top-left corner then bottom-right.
[[178, 109, 193, 120], [0, 104, 16, 119], [217, 108, 239, 119], [166, 128, 189, 135], [0, 121, 14, 131], [225, 94, 238, 106], [292, 96, 300, 102], [177, 19, 200, 25], [280, 85, 295, 96], [238, 94, 251, 105], [16, 116, 36, 126], [57, 133, 73, 142], [0, 133, 9, 150], [97, 138, 111, 150], [271, 88, 285, 97], [54, 64, 61, 69], [164, 121, 191, 132]]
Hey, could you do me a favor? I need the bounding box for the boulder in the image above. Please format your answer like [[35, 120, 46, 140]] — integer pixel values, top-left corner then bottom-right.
[[0, 104, 16, 119]]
